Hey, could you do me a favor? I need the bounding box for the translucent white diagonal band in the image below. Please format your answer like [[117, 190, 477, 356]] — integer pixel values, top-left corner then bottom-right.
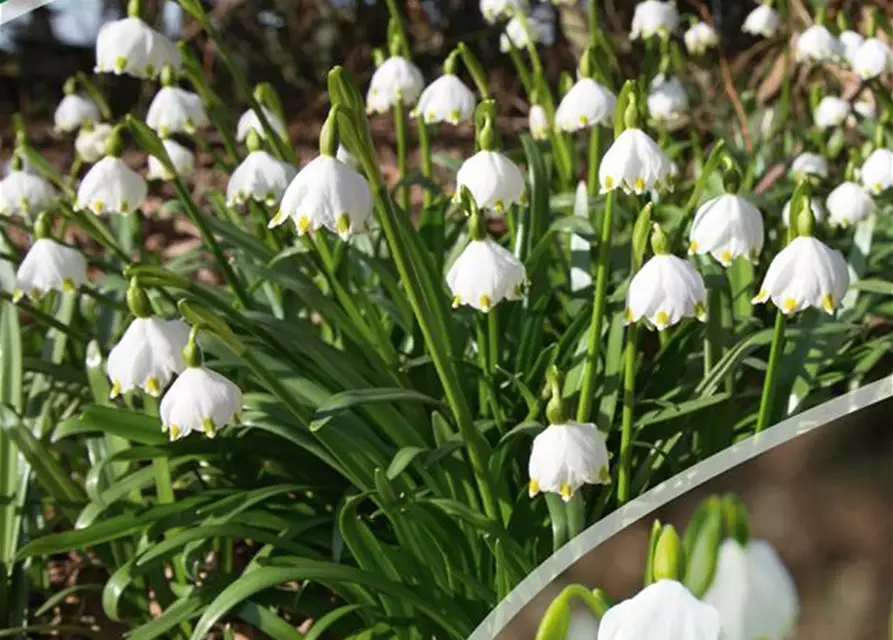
[[0, 0, 59, 25], [469, 374, 893, 639]]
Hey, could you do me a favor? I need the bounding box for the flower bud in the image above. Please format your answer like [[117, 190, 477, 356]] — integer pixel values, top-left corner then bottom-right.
[[653, 525, 685, 582]]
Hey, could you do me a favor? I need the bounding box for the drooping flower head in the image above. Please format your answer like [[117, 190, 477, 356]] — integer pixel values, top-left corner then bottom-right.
[[627, 223, 707, 331], [500, 7, 554, 52], [0, 154, 57, 218], [13, 213, 89, 303], [54, 77, 101, 133], [814, 96, 850, 129], [236, 107, 288, 143], [75, 125, 148, 216], [555, 46, 617, 132], [528, 103, 550, 140], [754, 190, 849, 315], [269, 107, 372, 240], [455, 115, 526, 214], [742, 4, 780, 38], [647, 74, 688, 125], [839, 30, 865, 68], [860, 147, 893, 194], [795, 25, 842, 64], [366, 51, 424, 114], [76, 122, 115, 164], [147, 138, 195, 182], [146, 66, 210, 137], [630, 0, 680, 40], [94, 0, 180, 79], [852, 38, 892, 80], [226, 130, 297, 208], [412, 51, 475, 126], [826, 181, 874, 228], [789, 152, 828, 180], [684, 21, 719, 56]]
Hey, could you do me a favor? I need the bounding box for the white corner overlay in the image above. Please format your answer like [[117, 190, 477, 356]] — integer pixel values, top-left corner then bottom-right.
[[470, 374, 893, 638], [0, 0, 60, 26]]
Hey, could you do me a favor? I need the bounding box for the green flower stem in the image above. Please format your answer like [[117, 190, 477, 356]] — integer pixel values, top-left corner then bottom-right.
[[756, 309, 786, 433], [393, 100, 410, 214], [576, 190, 615, 422], [587, 127, 600, 196], [617, 322, 638, 505], [507, 46, 533, 97], [703, 261, 724, 376], [417, 117, 434, 210], [488, 308, 504, 429], [562, 584, 611, 618]]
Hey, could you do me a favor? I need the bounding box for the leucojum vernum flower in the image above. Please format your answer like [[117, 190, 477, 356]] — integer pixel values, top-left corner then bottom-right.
[[5, 0, 887, 636]]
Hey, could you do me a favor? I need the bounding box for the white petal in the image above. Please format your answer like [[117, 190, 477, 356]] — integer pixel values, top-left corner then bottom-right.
[[160, 366, 242, 438], [15, 238, 88, 299], [446, 239, 526, 311], [414, 74, 476, 125], [455, 150, 526, 214], [76, 156, 148, 215]]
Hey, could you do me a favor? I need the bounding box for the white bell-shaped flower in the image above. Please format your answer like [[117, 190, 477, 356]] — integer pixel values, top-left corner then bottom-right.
[[826, 181, 874, 227], [77, 150, 148, 216], [753, 232, 849, 315], [0, 167, 57, 218], [95, 16, 180, 79], [742, 4, 780, 38], [600, 128, 674, 194], [147, 139, 195, 182], [630, 0, 679, 40], [839, 30, 864, 67], [366, 56, 425, 113], [684, 22, 719, 55], [647, 74, 688, 124], [14, 238, 89, 302], [270, 156, 372, 240], [455, 149, 526, 214], [626, 243, 707, 331], [814, 96, 850, 129], [446, 238, 526, 312], [107, 317, 190, 398], [480, 0, 522, 23], [500, 13, 551, 52], [789, 152, 828, 179], [54, 93, 100, 133], [597, 580, 721, 640], [226, 149, 297, 208], [781, 197, 825, 227], [236, 107, 288, 143], [702, 539, 799, 640], [852, 38, 892, 79], [860, 148, 893, 194], [75, 123, 114, 163], [528, 421, 610, 501], [794, 25, 842, 64], [146, 86, 209, 137], [529, 104, 550, 140], [555, 77, 617, 132], [413, 74, 476, 125], [689, 194, 764, 266], [160, 365, 243, 440], [853, 99, 876, 120]]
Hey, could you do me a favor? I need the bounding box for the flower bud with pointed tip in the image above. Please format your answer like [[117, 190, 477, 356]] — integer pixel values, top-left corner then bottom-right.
[[33, 211, 52, 239], [126, 278, 153, 319], [182, 325, 202, 368], [653, 525, 685, 582], [105, 126, 124, 158]]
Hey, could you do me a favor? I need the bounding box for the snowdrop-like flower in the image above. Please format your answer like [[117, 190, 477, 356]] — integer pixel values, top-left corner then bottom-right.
[[500, 13, 551, 52], [529, 104, 550, 140], [75, 123, 114, 163], [814, 96, 850, 129], [146, 86, 209, 137], [147, 139, 195, 182], [647, 74, 688, 124], [54, 93, 100, 133], [14, 238, 88, 302], [742, 4, 780, 38], [790, 152, 827, 179], [480, 0, 522, 23], [0, 166, 56, 218], [95, 16, 180, 79], [413, 74, 476, 125], [703, 539, 799, 640], [630, 0, 679, 40], [107, 317, 190, 398], [839, 30, 864, 67], [226, 148, 297, 207], [689, 194, 764, 266], [600, 128, 674, 194], [853, 99, 876, 120], [626, 230, 707, 331], [753, 235, 849, 314], [160, 365, 242, 440], [795, 25, 842, 64], [446, 238, 526, 311], [76, 129, 148, 215], [826, 181, 874, 227], [684, 22, 719, 55], [366, 56, 425, 113], [782, 197, 825, 227], [528, 421, 610, 501], [555, 78, 617, 132], [852, 38, 892, 79], [236, 107, 288, 143], [597, 580, 721, 640], [455, 150, 526, 214], [860, 148, 893, 194], [270, 155, 372, 239]]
